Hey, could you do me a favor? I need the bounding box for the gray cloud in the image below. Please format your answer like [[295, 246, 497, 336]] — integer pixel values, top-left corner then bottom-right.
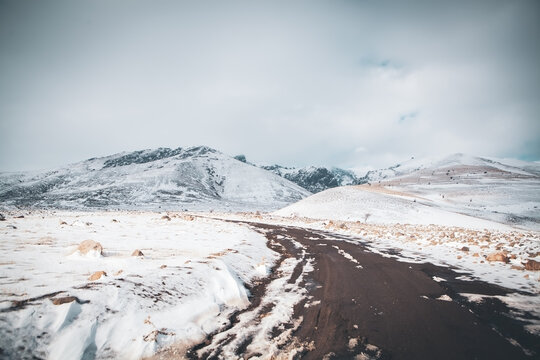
[[1, 0, 539, 172]]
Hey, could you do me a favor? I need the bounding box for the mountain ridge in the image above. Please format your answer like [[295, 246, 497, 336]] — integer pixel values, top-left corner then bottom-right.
[[260, 164, 360, 193], [360, 153, 540, 183], [0, 146, 310, 211]]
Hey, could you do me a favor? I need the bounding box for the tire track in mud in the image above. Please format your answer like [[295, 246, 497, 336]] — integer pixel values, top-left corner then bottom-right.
[[186, 221, 538, 360], [184, 224, 312, 359]]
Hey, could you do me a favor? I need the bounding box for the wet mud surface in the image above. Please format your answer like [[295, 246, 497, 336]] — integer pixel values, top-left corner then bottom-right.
[[188, 221, 539, 359]]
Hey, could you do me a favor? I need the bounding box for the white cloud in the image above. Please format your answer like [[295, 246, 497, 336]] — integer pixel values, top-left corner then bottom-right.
[[0, 0, 538, 171]]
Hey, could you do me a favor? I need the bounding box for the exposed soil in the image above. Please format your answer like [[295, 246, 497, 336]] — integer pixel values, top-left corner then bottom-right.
[[185, 221, 538, 359]]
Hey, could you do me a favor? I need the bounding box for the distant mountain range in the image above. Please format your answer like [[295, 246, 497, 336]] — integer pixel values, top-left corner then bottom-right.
[[260, 165, 359, 193], [229, 153, 362, 193], [2, 148, 539, 217], [0, 146, 366, 212], [278, 153, 540, 230], [359, 153, 540, 183]]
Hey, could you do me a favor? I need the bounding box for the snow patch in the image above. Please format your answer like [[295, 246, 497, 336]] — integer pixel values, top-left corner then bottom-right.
[[0, 211, 278, 359]]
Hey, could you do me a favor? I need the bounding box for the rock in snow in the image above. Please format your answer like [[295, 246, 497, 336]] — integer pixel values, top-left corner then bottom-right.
[[524, 259, 540, 271], [51, 296, 79, 306], [131, 249, 144, 257], [77, 240, 103, 256], [485, 252, 510, 263], [88, 271, 107, 281]]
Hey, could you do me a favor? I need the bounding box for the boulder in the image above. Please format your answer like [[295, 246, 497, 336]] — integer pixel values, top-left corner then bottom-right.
[[131, 249, 144, 257], [52, 296, 78, 305], [88, 271, 107, 281], [77, 240, 103, 255], [524, 259, 540, 271], [485, 252, 509, 263]]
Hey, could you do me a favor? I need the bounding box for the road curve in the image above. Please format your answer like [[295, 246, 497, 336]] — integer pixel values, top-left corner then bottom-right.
[[188, 221, 538, 360]]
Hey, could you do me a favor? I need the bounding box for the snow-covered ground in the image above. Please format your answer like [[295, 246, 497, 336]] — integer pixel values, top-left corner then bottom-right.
[[361, 153, 540, 230], [0, 211, 280, 359], [275, 185, 514, 230], [1, 207, 540, 359]]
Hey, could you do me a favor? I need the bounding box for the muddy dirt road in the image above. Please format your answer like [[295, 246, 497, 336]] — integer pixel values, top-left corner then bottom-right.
[[188, 222, 538, 360]]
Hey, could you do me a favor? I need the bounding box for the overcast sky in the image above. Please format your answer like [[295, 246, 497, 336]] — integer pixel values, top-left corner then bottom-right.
[[1, 0, 539, 172]]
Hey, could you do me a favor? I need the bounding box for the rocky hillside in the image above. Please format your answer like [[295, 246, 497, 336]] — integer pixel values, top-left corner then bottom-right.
[[261, 164, 359, 193], [0, 146, 311, 211]]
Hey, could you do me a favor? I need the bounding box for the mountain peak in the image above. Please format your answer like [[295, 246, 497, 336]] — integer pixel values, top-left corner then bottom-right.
[[0, 146, 308, 211], [262, 164, 359, 193], [102, 147, 183, 168], [100, 145, 220, 169]]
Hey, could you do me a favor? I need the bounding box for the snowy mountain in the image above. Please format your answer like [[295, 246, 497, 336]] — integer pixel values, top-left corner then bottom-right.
[[360, 153, 540, 183], [261, 164, 359, 193], [277, 153, 540, 230], [0, 146, 311, 211]]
